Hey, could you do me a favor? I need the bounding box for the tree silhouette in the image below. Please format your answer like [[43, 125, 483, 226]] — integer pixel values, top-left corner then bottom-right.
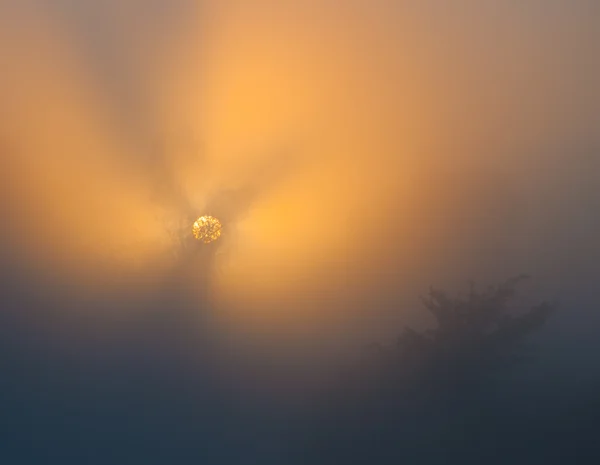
[[353, 275, 553, 398], [303, 276, 555, 465]]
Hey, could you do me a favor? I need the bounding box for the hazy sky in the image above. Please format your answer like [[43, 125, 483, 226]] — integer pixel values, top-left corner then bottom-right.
[[1, 0, 599, 379], [2, 3, 600, 464]]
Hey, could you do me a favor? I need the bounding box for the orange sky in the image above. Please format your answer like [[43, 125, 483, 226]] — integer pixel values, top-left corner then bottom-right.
[[1, 1, 599, 341]]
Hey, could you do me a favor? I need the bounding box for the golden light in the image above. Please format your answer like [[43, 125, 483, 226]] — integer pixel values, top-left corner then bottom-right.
[[192, 215, 223, 243]]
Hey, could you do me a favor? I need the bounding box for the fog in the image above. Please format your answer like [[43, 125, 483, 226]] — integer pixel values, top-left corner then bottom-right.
[[1, 0, 599, 429]]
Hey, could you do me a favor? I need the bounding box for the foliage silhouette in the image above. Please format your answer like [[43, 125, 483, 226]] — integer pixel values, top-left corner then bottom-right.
[[302, 276, 555, 465], [351, 275, 552, 398]]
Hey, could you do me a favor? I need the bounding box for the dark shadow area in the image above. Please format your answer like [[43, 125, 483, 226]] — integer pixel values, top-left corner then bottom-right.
[[1, 252, 599, 464], [298, 276, 600, 465]]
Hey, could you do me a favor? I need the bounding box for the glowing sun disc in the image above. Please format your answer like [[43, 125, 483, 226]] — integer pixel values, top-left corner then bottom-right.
[[192, 216, 222, 243]]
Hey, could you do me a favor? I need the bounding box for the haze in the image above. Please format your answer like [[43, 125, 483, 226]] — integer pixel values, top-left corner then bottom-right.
[[1, 2, 599, 462]]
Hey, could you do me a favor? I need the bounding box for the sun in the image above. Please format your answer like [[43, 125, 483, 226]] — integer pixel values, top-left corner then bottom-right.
[[192, 216, 223, 243]]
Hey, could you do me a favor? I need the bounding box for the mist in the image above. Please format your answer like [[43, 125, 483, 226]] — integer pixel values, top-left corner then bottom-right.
[[1, 1, 599, 463]]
